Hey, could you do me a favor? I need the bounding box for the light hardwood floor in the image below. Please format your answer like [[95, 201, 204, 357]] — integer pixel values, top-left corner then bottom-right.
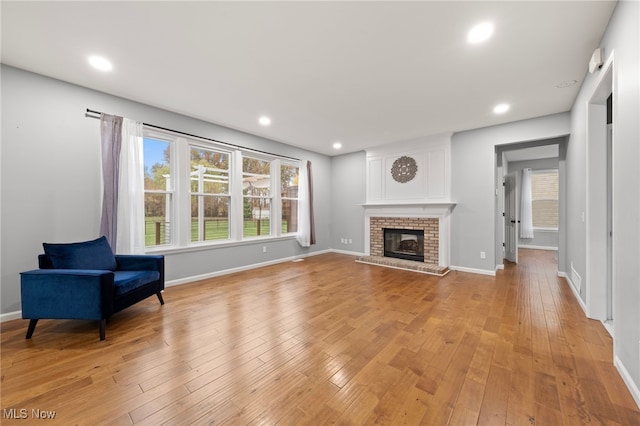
[[1, 250, 639, 425]]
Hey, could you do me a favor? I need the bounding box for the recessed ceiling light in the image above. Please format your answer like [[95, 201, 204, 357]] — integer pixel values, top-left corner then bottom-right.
[[88, 55, 113, 72], [493, 103, 510, 114], [467, 22, 494, 44], [258, 116, 271, 126], [333, 142, 342, 150]]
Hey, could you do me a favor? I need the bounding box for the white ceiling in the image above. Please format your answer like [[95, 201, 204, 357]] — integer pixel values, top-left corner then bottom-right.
[[1, 1, 616, 156]]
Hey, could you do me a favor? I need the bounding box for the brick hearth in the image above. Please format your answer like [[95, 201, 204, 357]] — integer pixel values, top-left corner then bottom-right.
[[357, 216, 449, 276]]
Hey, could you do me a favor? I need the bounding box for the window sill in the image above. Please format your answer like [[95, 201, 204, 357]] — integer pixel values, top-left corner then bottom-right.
[[533, 227, 558, 232], [145, 234, 298, 255]]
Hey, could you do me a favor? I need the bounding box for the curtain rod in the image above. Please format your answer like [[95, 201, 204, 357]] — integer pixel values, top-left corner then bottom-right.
[[85, 108, 301, 161]]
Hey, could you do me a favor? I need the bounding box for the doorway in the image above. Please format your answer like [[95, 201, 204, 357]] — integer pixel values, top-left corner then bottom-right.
[[496, 141, 563, 270], [585, 54, 614, 327]]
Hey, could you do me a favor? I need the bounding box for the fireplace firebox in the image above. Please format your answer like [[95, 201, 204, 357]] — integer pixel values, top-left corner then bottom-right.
[[384, 228, 424, 262]]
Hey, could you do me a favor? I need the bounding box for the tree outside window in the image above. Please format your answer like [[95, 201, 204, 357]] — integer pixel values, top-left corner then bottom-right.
[[281, 164, 299, 233], [190, 147, 230, 242], [243, 157, 271, 237], [143, 137, 172, 246]]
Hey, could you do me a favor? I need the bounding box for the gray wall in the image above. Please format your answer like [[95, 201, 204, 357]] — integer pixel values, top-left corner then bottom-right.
[[508, 158, 559, 249], [1, 65, 331, 315], [450, 113, 571, 272], [330, 151, 366, 254], [566, 0, 640, 394]]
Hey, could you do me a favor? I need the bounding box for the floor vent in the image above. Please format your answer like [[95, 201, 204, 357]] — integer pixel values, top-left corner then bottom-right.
[[571, 262, 582, 294]]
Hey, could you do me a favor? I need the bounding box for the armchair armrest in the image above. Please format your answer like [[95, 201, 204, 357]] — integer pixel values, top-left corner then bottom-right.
[[20, 269, 115, 320], [115, 255, 164, 290]]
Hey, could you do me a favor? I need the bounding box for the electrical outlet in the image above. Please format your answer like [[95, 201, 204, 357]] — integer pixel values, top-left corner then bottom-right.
[[348, 239, 352, 244], [262, 246, 267, 253], [480, 251, 486, 259]]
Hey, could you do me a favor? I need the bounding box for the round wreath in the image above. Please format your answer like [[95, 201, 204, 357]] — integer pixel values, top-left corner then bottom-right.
[[390, 156, 418, 183]]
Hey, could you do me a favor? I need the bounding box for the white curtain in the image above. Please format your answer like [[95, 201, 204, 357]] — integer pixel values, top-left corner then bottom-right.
[[116, 118, 146, 254], [520, 168, 535, 239], [296, 160, 315, 247]]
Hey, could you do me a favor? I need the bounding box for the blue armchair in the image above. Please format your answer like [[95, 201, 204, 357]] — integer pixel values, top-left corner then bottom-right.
[[20, 236, 164, 340]]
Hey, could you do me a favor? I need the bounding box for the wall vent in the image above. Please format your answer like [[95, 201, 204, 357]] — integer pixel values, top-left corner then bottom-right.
[[571, 262, 582, 294]]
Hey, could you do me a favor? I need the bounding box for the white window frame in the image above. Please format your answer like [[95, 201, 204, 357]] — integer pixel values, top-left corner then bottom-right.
[[280, 160, 301, 235], [241, 154, 274, 239], [188, 143, 233, 244], [531, 168, 559, 231], [142, 127, 298, 253], [143, 131, 177, 248]]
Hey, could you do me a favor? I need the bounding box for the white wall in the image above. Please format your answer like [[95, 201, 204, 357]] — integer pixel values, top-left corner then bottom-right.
[[0, 65, 331, 316], [365, 133, 451, 203], [450, 113, 571, 273], [566, 0, 640, 402]]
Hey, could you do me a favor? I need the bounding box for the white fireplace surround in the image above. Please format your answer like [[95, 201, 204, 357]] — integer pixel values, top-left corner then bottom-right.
[[362, 135, 455, 267], [361, 202, 456, 267]]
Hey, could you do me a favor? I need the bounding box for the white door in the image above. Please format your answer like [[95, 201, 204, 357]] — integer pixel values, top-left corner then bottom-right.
[[504, 172, 518, 263]]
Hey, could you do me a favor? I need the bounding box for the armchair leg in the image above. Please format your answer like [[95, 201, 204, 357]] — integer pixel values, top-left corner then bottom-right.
[[156, 291, 165, 305], [25, 319, 38, 339], [99, 319, 106, 341]]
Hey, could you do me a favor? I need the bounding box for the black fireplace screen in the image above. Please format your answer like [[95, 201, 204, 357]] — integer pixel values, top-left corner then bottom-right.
[[383, 228, 424, 262]]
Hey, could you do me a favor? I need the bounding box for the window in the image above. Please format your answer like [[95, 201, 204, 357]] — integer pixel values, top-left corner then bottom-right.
[[190, 147, 230, 242], [143, 137, 173, 247], [242, 157, 271, 237], [531, 170, 559, 228], [281, 163, 299, 233], [142, 128, 298, 250]]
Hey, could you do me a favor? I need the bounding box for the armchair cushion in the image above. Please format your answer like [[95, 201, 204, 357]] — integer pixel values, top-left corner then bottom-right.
[[43, 236, 117, 271], [113, 271, 160, 296]]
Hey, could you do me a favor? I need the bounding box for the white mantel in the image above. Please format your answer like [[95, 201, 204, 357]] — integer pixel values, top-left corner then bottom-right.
[[360, 201, 456, 211]]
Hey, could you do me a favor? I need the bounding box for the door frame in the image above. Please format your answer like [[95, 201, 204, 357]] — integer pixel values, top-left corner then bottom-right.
[[585, 52, 614, 323], [504, 171, 519, 263]]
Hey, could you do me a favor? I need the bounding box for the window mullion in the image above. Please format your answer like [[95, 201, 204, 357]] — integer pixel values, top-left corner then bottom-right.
[[230, 150, 244, 241], [176, 137, 191, 247], [272, 159, 281, 237]]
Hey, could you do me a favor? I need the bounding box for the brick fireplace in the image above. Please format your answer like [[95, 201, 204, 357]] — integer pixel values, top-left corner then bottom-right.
[[360, 136, 454, 274], [370, 217, 439, 264], [357, 202, 454, 275]]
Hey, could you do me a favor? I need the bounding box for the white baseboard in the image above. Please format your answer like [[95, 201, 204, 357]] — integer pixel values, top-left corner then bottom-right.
[[449, 265, 496, 276], [558, 272, 587, 314], [330, 248, 366, 257], [166, 249, 333, 287], [614, 355, 640, 409], [1, 310, 22, 323], [558, 273, 639, 409], [518, 244, 558, 251], [495, 264, 505, 271]]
